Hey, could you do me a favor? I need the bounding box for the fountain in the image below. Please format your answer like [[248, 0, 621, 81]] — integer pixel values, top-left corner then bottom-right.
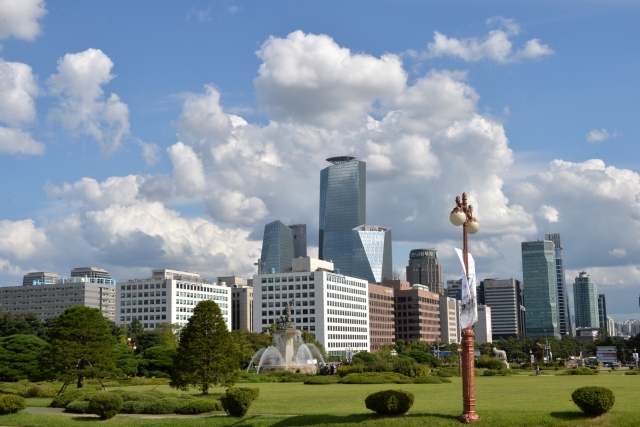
[[248, 300, 325, 374]]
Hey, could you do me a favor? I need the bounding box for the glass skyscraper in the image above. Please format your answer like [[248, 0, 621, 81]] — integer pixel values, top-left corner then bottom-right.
[[351, 225, 392, 284], [545, 233, 573, 335], [319, 156, 366, 274], [260, 220, 294, 274], [522, 240, 559, 338], [574, 272, 599, 328], [288, 224, 307, 258]]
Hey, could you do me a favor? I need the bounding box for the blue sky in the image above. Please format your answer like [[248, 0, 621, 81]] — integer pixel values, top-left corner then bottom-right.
[[1, 1, 640, 321]]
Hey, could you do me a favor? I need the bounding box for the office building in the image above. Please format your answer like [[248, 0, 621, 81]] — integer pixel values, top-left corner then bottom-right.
[[288, 224, 307, 258], [230, 284, 253, 331], [368, 283, 395, 352], [218, 276, 243, 287], [22, 271, 60, 287], [260, 220, 294, 274], [545, 234, 573, 336], [319, 156, 366, 275], [253, 259, 370, 355], [573, 272, 599, 329], [406, 249, 444, 295], [575, 327, 599, 343], [116, 269, 230, 330], [1, 268, 116, 320], [386, 280, 441, 343], [598, 294, 607, 330], [473, 304, 492, 344], [522, 240, 559, 338], [351, 225, 392, 284], [606, 315, 614, 337], [292, 257, 335, 272], [71, 267, 112, 280], [446, 279, 462, 300], [481, 278, 525, 340], [439, 296, 459, 343]]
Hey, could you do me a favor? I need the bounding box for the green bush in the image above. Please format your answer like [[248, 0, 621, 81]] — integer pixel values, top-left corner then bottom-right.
[[563, 367, 597, 376], [352, 351, 377, 364], [476, 355, 505, 370], [365, 389, 414, 415], [175, 399, 222, 414], [624, 371, 639, 375], [338, 365, 365, 377], [340, 372, 413, 384], [143, 398, 181, 415], [0, 395, 26, 415], [483, 369, 499, 376], [120, 401, 147, 414], [88, 393, 123, 420], [144, 390, 167, 399], [304, 376, 339, 385], [392, 358, 429, 377], [64, 400, 90, 414], [413, 376, 451, 384], [120, 391, 159, 402], [571, 387, 615, 416], [510, 363, 521, 369], [50, 389, 97, 408], [220, 388, 258, 417], [25, 384, 57, 397]]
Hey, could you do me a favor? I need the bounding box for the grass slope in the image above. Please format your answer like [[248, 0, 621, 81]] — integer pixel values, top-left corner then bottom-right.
[[3, 375, 640, 426]]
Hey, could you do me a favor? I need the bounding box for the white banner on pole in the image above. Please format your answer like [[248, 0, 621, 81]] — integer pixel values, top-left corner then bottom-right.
[[455, 248, 477, 329]]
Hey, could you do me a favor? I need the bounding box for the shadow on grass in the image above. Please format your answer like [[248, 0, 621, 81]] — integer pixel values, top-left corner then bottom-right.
[[549, 411, 588, 421], [270, 413, 458, 426]]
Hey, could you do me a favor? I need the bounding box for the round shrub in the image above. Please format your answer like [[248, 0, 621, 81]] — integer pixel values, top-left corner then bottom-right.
[[624, 371, 639, 376], [563, 367, 597, 376], [220, 388, 258, 417], [174, 399, 222, 414], [0, 395, 26, 415], [476, 355, 505, 370], [120, 401, 147, 414], [88, 393, 123, 420], [50, 389, 97, 408], [25, 384, 57, 398], [365, 389, 414, 415], [413, 376, 451, 384], [304, 376, 339, 385], [143, 398, 180, 415], [571, 387, 615, 416], [65, 400, 90, 414]]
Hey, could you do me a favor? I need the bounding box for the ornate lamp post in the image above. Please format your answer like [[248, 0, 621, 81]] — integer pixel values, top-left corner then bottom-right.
[[450, 192, 480, 423], [127, 337, 137, 351]]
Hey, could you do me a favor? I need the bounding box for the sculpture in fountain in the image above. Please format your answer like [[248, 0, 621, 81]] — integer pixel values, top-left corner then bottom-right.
[[248, 300, 325, 374]]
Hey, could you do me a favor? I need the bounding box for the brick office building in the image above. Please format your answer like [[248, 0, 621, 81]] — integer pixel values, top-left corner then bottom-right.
[[368, 283, 395, 352], [386, 280, 440, 343]]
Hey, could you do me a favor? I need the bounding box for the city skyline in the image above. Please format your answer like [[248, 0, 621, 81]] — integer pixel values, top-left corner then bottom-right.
[[1, 2, 640, 321]]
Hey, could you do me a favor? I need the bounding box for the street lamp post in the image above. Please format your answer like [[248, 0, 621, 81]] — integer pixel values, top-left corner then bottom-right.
[[450, 193, 480, 424]]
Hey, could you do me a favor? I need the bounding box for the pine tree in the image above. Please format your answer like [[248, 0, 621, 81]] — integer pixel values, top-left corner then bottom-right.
[[44, 306, 117, 389], [170, 300, 238, 394]]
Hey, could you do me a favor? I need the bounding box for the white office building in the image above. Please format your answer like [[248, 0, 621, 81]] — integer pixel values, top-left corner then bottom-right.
[[253, 258, 370, 355], [439, 296, 460, 343], [116, 269, 231, 330], [473, 304, 493, 344]]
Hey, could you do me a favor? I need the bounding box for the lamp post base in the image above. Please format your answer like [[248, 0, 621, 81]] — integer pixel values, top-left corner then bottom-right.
[[457, 412, 481, 423]]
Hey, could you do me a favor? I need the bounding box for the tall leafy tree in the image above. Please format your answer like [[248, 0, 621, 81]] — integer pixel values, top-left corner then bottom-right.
[[113, 343, 138, 377], [44, 306, 117, 389], [170, 300, 238, 394], [138, 346, 177, 377], [0, 334, 47, 381]]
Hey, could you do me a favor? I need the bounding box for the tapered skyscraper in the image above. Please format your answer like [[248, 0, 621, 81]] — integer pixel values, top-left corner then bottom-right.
[[260, 220, 294, 274], [319, 156, 366, 274], [545, 234, 573, 335]]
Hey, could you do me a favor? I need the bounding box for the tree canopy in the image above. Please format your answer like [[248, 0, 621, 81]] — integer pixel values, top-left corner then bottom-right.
[[0, 334, 47, 381], [170, 300, 238, 394]]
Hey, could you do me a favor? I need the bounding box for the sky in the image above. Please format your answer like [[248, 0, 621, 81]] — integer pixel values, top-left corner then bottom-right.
[[1, 0, 640, 321]]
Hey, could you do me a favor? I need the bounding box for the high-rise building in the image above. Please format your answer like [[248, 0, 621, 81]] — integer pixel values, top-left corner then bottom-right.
[[386, 280, 441, 344], [368, 283, 395, 352], [481, 278, 525, 340], [116, 269, 230, 330], [544, 234, 573, 336], [473, 304, 493, 344], [606, 315, 614, 337], [573, 272, 599, 329], [2, 268, 116, 321], [598, 294, 607, 330], [71, 267, 112, 280], [406, 249, 444, 295], [288, 224, 307, 259], [229, 284, 253, 332], [446, 279, 462, 300], [351, 225, 392, 284], [439, 296, 459, 343], [253, 259, 370, 355], [319, 156, 366, 274], [522, 240, 559, 338], [260, 220, 294, 274]]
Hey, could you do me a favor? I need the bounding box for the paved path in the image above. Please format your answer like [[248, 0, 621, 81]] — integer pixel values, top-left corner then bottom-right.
[[24, 407, 219, 418]]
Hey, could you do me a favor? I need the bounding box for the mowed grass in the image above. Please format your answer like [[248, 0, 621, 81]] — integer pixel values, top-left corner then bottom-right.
[[4, 374, 640, 427]]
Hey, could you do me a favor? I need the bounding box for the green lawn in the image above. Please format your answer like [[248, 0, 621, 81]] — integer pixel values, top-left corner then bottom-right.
[[4, 374, 640, 427]]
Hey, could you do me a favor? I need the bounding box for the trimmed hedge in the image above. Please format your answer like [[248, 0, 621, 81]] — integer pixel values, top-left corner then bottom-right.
[[483, 368, 510, 377], [304, 376, 339, 385], [571, 387, 615, 416], [120, 401, 147, 414], [174, 399, 222, 414], [340, 372, 413, 384], [25, 384, 57, 397], [413, 376, 452, 384], [143, 398, 181, 415], [0, 395, 26, 416], [65, 400, 90, 414], [88, 393, 123, 420], [50, 389, 97, 408], [563, 367, 597, 376], [120, 391, 159, 402], [365, 389, 414, 415], [221, 388, 258, 417]]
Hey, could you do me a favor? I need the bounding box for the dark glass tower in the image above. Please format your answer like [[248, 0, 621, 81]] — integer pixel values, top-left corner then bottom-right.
[[260, 220, 294, 274], [545, 234, 573, 335], [288, 224, 307, 258], [319, 156, 366, 274], [406, 249, 444, 294], [522, 240, 559, 338], [598, 294, 607, 330]]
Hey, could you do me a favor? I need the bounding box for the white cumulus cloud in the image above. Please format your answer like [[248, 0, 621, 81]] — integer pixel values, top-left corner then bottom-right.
[[0, 0, 47, 41], [538, 205, 559, 222], [586, 128, 612, 143], [167, 141, 208, 197], [0, 127, 44, 155], [0, 58, 39, 126]]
